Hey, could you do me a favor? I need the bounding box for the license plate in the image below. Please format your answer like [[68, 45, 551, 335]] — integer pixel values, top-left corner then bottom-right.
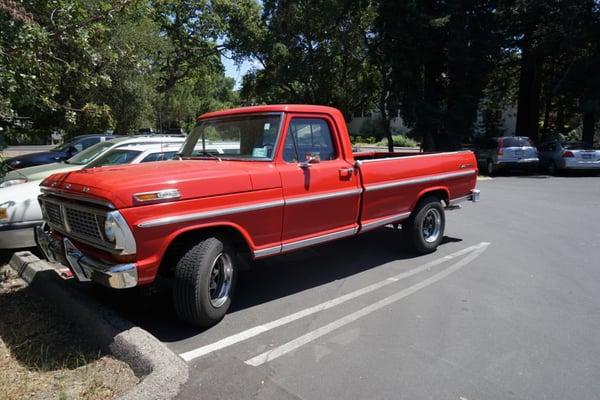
[[0, 208, 7, 220], [582, 154, 593, 159], [515, 150, 523, 159]]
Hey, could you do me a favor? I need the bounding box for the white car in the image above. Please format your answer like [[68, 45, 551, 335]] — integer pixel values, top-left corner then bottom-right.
[[0, 135, 186, 188], [0, 142, 183, 249]]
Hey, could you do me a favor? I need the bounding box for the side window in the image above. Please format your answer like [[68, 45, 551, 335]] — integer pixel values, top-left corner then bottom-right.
[[282, 118, 337, 163], [141, 151, 177, 163]]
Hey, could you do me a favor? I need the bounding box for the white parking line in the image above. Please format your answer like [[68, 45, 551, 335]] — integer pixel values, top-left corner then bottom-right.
[[245, 242, 490, 366], [180, 242, 489, 362]]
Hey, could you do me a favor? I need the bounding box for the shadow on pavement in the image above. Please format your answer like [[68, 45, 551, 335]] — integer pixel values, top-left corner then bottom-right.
[[86, 227, 462, 342]]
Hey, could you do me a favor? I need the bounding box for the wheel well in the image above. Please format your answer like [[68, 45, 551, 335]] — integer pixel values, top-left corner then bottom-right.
[[158, 226, 251, 277], [416, 189, 449, 208]]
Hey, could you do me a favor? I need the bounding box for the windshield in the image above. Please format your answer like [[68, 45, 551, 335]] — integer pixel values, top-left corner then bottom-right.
[[85, 149, 142, 168], [52, 140, 74, 152], [67, 141, 115, 165], [180, 114, 282, 160]]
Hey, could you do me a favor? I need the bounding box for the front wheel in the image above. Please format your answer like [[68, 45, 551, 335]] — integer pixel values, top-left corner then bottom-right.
[[403, 196, 446, 254], [173, 236, 237, 327]]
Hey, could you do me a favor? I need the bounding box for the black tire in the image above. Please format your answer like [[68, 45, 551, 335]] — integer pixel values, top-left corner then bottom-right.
[[404, 196, 446, 254], [486, 159, 495, 176], [173, 236, 237, 327]]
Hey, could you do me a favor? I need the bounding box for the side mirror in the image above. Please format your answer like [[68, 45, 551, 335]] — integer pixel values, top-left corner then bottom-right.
[[299, 153, 320, 169]]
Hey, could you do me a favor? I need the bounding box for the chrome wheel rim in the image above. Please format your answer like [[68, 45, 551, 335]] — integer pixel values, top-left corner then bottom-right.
[[208, 252, 233, 308], [487, 161, 493, 175], [422, 208, 442, 243]]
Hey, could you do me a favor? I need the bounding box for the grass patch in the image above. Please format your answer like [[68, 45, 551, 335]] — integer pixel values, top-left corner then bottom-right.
[[0, 264, 138, 400]]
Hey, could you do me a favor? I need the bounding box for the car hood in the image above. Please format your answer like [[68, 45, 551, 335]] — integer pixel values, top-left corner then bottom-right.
[[2, 162, 82, 183], [6, 151, 65, 165], [40, 160, 281, 209]]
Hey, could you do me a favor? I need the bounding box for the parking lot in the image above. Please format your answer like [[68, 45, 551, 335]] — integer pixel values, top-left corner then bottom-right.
[[78, 175, 599, 400]]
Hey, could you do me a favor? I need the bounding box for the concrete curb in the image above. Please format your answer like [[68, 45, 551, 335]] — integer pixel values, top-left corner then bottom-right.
[[9, 251, 189, 400]]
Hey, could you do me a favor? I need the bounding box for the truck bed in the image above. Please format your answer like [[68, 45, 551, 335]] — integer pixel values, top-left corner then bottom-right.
[[356, 151, 478, 232]]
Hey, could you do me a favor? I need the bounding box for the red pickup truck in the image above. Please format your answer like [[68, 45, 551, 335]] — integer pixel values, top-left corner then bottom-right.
[[36, 105, 479, 327]]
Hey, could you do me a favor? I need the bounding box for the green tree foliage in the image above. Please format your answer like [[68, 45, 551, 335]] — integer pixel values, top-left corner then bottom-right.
[[239, 0, 379, 119], [0, 0, 254, 139]]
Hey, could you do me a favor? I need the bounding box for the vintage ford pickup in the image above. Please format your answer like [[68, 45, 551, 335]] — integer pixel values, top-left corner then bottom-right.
[[36, 105, 480, 327]]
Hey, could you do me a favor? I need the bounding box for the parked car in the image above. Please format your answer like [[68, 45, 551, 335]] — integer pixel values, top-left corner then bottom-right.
[[538, 140, 600, 174], [2, 134, 120, 171], [35, 104, 480, 327], [0, 135, 186, 188], [0, 143, 183, 249], [475, 136, 539, 175]]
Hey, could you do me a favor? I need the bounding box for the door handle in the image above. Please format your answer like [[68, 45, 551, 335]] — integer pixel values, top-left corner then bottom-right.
[[339, 167, 354, 179]]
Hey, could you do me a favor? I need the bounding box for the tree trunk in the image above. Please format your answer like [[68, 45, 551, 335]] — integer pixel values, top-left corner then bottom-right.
[[516, 40, 543, 143], [582, 98, 597, 146]]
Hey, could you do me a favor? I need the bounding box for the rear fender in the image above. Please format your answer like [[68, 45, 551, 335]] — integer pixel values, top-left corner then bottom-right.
[[412, 186, 450, 210]]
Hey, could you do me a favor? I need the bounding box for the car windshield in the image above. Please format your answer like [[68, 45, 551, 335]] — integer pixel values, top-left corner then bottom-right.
[[180, 114, 282, 161], [562, 142, 598, 150], [502, 137, 534, 147], [85, 149, 142, 168], [66, 141, 115, 165], [52, 140, 75, 152]]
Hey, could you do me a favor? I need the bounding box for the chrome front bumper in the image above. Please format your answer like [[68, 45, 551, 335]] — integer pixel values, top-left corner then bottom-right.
[[35, 224, 138, 289]]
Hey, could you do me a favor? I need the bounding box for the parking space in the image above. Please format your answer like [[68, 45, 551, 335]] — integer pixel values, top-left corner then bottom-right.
[[84, 175, 600, 400]]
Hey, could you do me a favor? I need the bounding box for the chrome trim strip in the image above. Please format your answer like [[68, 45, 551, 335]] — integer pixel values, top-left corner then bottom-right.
[[40, 187, 115, 209], [285, 188, 362, 206], [281, 226, 358, 253], [253, 245, 282, 258], [360, 212, 411, 233], [358, 150, 471, 164], [364, 170, 476, 192], [138, 199, 285, 228]]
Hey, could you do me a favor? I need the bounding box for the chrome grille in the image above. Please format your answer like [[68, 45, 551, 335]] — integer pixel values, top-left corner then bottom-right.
[[65, 207, 102, 240], [44, 202, 64, 228]]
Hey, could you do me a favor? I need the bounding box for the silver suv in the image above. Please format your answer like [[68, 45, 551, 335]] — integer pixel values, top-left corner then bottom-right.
[[475, 136, 539, 176]]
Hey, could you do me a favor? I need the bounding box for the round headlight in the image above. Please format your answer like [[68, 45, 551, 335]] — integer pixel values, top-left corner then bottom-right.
[[104, 214, 117, 243]]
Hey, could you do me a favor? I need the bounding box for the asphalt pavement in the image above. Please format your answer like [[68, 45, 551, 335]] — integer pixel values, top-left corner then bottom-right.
[[93, 175, 600, 400]]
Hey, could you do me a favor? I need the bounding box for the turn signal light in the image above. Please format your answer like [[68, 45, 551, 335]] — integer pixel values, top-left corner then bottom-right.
[[133, 189, 181, 203], [562, 151, 574, 158]]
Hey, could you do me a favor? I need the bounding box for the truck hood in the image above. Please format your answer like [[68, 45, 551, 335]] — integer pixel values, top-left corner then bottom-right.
[[40, 160, 280, 208]]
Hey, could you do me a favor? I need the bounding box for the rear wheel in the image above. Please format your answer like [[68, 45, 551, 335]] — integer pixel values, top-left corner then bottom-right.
[[486, 160, 495, 176], [404, 196, 446, 254], [173, 236, 237, 327]]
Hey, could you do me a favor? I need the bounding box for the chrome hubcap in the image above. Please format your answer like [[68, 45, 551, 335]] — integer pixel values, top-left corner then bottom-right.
[[422, 208, 442, 243], [209, 253, 233, 308]]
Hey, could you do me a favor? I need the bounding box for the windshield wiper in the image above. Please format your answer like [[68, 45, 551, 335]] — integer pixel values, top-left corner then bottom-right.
[[193, 151, 222, 162]]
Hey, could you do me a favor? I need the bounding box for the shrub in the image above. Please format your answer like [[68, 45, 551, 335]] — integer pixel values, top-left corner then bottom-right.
[[376, 134, 418, 148]]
